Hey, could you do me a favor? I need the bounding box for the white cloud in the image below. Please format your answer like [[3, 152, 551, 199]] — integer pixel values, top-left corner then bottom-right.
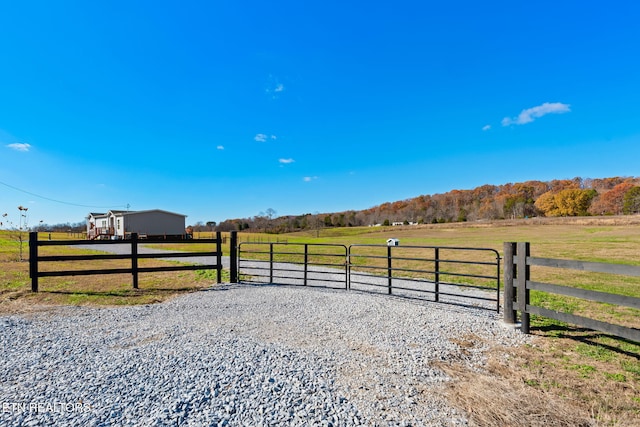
[[6, 143, 31, 152], [482, 124, 491, 131], [502, 102, 571, 126], [265, 75, 285, 99], [216, 145, 224, 150], [279, 158, 294, 164], [303, 176, 318, 182], [255, 134, 277, 142]]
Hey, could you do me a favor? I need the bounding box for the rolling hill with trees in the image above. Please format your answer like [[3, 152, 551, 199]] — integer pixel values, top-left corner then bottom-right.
[[209, 176, 640, 233]]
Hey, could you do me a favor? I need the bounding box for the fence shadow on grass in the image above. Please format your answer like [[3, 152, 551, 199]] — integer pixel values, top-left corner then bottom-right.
[[534, 323, 640, 359]]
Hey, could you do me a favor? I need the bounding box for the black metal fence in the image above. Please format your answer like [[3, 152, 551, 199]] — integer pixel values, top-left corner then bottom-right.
[[237, 241, 501, 311], [504, 242, 640, 342], [29, 231, 223, 292]]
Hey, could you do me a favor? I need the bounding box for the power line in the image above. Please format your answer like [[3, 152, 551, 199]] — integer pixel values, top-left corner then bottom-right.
[[0, 180, 128, 209]]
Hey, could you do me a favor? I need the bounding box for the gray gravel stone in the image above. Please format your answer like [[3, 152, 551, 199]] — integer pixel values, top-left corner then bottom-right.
[[0, 284, 527, 426]]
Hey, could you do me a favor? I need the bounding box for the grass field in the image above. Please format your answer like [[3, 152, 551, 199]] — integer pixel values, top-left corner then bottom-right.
[[1, 216, 639, 425]]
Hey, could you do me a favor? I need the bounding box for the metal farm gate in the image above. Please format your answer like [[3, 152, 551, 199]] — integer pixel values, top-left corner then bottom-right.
[[348, 244, 501, 311], [237, 242, 349, 290], [237, 241, 501, 311]]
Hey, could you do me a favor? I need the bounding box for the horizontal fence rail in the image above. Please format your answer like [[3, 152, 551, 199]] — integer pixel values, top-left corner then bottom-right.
[[348, 244, 501, 311], [29, 232, 223, 291], [237, 242, 349, 289], [504, 242, 640, 343], [237, 242, 501, 311]]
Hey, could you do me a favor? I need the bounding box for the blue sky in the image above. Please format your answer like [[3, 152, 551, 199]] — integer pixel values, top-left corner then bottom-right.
[[1, 1, 639, 226]]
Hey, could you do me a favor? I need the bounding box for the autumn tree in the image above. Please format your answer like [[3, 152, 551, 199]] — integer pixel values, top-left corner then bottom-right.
[[588, 182, 635, 215], [549, 178, 582, 192], [588, 177, 630, 192], [504, 194, 534, 219], [535, 189, 596, 217], [478, 199, 502, 220], [534, 191, 559, 217], [554, 189, 597, 216], [623, 186, 640, 214]]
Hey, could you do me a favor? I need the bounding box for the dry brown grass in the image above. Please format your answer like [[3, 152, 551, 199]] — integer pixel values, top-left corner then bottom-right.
[[0, 267, 215, 315], [438, 332, 640, 427]]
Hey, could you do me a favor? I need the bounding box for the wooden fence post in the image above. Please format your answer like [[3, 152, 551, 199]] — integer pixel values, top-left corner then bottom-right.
[[216, 231, 222, 284], [230, 231, 238, 283], [503, 242, 516, 323], [516, 242, 530, 334], [131, 233, 139, 289], [29, 232, 39, 292]]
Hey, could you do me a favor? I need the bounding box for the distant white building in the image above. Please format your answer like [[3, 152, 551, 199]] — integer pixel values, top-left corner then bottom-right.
[[86, 209, 187, 240]]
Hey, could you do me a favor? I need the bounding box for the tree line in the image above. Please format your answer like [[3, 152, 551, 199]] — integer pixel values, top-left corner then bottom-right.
[[209, 176, 640, 233]]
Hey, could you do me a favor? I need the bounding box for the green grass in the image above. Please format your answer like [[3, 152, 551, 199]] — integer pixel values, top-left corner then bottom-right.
[[575, 343, 617, 362], [603, 372, 627, 382], [622, 361, 640, 378], [569, 364, 597, 378], [195, 268, 232, 282]]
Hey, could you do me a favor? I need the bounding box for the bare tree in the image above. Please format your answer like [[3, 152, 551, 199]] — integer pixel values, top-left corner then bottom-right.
[[1, 206, 30, 261], [265, 208, 276, 220], [264, 208, 277, 232]]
